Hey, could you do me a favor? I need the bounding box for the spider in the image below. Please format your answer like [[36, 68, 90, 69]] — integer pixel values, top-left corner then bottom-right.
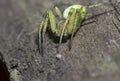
[[39, 3, 102, 56]]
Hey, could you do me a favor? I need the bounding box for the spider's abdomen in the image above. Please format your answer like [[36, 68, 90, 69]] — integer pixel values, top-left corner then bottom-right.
[[63, 5, 87, 19]]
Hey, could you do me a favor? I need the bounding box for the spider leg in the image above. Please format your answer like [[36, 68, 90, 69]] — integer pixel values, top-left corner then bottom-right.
[[39, 15, 44, 56], [39, 13, 49, 56], [68, 29, 75, 50], [69, 15, 78, 50], [57, 23, 67, 54], [68, 9, 82, 50], [39, 9, 57, 56], [47, 10, 57, 33], [54, 6, 62, 19], [57, 12, 70, 54], [87, 3, 102, 8], [57, 8, 76, 54]]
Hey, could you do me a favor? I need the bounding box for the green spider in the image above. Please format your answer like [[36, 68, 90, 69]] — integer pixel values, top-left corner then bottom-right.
[[39, 3, 102, 56]]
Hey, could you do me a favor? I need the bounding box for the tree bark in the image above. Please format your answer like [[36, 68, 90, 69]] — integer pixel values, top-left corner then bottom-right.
[[0, 0, 120, 81]]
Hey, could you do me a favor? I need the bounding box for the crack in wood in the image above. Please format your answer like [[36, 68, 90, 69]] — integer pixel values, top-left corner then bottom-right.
[[112, 20, 120, 34]]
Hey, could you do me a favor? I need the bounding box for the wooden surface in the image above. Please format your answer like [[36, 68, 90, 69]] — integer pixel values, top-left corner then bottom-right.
[[0, 0, 120, 81]]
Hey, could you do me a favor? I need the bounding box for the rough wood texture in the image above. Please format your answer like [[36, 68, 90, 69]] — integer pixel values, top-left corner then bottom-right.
[[0, 0, 120, 81]]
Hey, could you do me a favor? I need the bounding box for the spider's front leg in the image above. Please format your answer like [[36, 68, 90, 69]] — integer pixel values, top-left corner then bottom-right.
[[56, 8, 77, 54], [64, 7, 86, 50], [39, 10, 57, 56]]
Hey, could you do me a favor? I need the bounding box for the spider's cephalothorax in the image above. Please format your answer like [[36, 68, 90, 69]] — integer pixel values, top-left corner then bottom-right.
[[39, 3, 101, 56]]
